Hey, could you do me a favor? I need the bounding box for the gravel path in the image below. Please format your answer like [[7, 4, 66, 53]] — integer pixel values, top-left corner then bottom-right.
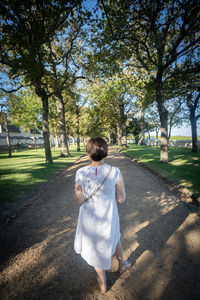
[[0, 147, 200, 300]]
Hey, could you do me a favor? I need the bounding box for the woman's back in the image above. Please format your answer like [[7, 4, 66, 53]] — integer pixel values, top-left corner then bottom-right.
[[74, 164, 122, 269], [76, 164, 120, 203]]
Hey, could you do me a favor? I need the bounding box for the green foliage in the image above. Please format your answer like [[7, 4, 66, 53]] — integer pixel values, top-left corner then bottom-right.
[[120, 144, 200, 198], [8, 89, 42, 131], [85, 76, 133, 137], [1, 0, 83, 83], [127, 117, 141, 139]]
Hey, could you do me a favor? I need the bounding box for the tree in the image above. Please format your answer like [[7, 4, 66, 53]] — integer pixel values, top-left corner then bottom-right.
[[0, 92, 13, 156], [127, 116, 142, 145], [97, 0, 200, 162], [64, 90, 83, 151], [46, 6, 91, 156], [0, 0, 83, 163], [145, 103, 160, 144], [86, 75, 133, 146], [166, 98, 184, 141], [9, 89, 42, 130], [167, 52, 200, 151], [186, 91, 200, 152], [8, 89, 43, 149]]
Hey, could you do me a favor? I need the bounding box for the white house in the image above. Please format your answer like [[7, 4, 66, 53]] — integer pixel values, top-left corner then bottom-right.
[[0, 124, 44, 149]]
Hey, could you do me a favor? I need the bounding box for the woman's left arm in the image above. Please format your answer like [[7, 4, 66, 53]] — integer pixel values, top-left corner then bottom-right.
[[75, 183, 84, 205]]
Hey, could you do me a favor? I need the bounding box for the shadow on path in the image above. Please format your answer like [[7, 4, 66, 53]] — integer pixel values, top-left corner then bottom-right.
[[0, 148, 199, 300]]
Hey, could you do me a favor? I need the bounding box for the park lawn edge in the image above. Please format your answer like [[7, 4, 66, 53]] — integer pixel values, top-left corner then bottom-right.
[[0, 151, 86, 225], [113, 145, 200, 206]]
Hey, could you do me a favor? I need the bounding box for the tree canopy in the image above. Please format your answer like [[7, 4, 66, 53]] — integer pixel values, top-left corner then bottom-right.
[[0, 0, 199, 160]]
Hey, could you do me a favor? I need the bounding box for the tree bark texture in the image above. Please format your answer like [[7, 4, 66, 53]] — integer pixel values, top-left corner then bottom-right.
[[55, 93, 70, 157], [187, 94, 198, 153], [53, 128, 60, 148], [156, 75, 169, 163], [138, 106, 144, 145], [117, 125, 122, 146], [109, 131, 117, 145], [41, 95, 53, 164], [119, 103, 128, 148], [155, 129, 159, 146], [4, 114, 12, 157], [76, 105, 80, 152], [148, 131, 151, 145]]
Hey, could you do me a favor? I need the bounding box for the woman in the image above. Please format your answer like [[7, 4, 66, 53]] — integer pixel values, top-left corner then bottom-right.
[[74, 137, 131, 293]]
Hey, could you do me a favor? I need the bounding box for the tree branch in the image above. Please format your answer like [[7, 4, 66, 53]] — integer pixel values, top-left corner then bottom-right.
[[100, 0, 115, 39], [194, 92, 200, 111], [0, 85, 23, 93]]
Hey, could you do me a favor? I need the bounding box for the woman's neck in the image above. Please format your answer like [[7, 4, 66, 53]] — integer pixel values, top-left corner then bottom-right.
[[90, 160, 104, 167]]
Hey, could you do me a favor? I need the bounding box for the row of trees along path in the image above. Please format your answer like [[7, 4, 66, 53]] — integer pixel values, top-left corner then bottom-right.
[[1, 0, 200, 163], [0, 148, 199, 300]]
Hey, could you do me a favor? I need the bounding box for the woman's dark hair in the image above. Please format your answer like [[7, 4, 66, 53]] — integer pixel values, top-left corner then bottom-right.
[[87, 137, 108, 161]]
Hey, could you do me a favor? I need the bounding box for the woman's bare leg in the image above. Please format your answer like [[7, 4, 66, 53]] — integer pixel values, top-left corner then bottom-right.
[[115, 240, 132, 271], [94, 267, 107, 293], [114, 240, 124, 269]]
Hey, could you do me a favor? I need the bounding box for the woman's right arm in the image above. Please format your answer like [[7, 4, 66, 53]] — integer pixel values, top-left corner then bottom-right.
[[116, 173, 126, 203], [75, 183, 84, 205]]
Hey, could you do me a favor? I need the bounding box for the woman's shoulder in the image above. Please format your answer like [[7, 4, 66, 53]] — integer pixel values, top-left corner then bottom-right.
[[105, 164, 120, 174], [76, 165, 90, 174]]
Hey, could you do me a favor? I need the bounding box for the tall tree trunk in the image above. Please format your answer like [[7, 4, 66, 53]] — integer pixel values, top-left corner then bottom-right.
[[76, 105, 80, 152], [191, 115, 198, 152], [187, 94, 198, 153], [138, 105, 145, 145], [155, 128, 159, 146], [117, 125, 122, 146], [168, 123, 172, 142], [55, 93, 70, 157], [156, 74, 168, 163], [134, 135, 139, 144], [72, 137, 75, 146], [41, 95, 53, 164], [4, 114, 12, 157], [158, 102, 168, 162], [35, 84, 53, 164], [119, 103, 128, 148], [83, 137, 86, 147], [111, 127, 117, 145], [108, 132, 111, 144], [33, 129, 37, 150], [121, 116, 128, 148], [148, 131, 151, 145], [55, 136, 59, 148], [109, 131, 116, 145]]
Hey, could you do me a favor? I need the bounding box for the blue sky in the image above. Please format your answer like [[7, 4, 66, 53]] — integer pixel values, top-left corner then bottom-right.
[[171, 124, 199, 137], [1, 0, 199, 137]]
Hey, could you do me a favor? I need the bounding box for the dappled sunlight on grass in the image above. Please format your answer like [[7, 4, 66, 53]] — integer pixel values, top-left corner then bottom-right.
[[119, 144, 200, 198], [0, 146, 85, 204]]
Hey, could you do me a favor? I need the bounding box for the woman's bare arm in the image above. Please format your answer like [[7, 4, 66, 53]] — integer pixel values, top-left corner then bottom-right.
[[75, 183, 84, 205], [116, 173, 126, 203]]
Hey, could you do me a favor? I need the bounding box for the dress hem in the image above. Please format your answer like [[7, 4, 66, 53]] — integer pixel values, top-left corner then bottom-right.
[[75, 234, 121, 270]]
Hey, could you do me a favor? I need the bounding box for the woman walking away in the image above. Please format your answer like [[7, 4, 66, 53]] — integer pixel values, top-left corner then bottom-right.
[[74, 137, 131, 294]]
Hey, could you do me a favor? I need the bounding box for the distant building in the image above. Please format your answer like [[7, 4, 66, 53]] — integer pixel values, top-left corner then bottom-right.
[[0, 124, 44, 149]]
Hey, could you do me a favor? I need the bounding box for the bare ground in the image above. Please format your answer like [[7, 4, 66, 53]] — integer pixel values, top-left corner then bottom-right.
[[0, 147, 200, 300]]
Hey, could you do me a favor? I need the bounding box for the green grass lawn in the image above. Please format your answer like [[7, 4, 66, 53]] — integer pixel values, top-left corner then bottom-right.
[[169, 136, 200, 140], [0, 145, 85, 205], [144, 136, 200, 140], [119, 144, 200, 198]]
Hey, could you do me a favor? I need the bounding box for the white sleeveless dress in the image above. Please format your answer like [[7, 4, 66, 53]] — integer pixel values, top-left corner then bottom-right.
[[74, 164, 122, 270]]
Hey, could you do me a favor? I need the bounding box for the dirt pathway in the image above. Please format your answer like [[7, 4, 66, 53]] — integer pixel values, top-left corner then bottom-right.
[[0, 147, 200, 300]]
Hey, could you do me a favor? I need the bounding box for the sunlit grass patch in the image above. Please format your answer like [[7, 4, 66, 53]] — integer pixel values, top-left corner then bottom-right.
[[119, 144, 200, 198], [0, 145, 85, 204]]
